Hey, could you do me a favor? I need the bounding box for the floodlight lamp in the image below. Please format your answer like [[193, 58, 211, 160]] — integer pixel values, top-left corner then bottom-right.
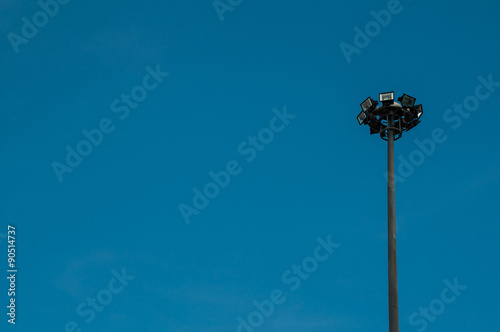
[[379, 91, 394, 104], [357, 111, 367, 125], [369, 120, 381, 133], [415, 104, 423, 119], [398, 94, 416, 107], [402, 109, 412, 123], [361, 97, 378, 112]]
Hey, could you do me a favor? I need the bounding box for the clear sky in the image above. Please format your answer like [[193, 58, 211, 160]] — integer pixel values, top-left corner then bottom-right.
[[1, 0, 499, 331]]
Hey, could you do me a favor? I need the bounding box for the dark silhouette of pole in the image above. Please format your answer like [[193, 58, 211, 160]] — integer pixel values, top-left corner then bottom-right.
[[357, 92, 423, 332], [387, 118, 399, 332]]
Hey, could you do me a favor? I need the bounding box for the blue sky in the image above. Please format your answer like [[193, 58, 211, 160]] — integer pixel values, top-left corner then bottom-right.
[[1, 0, 499, 331]]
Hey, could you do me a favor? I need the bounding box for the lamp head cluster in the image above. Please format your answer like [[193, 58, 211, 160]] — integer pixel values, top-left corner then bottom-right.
[[357, 91, 423, 140]]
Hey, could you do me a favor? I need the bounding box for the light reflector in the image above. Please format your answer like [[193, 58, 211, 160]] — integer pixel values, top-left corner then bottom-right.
[[379, 91, 394, 103], [399, 94, 416, 107], [415, 104, 423, 118], [361, 97, 377, 112], [357, 111, 367, 125], [403, 109, 413, 122]]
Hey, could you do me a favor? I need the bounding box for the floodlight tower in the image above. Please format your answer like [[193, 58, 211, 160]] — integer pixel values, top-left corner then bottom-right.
[[357, 92, 423, 332]]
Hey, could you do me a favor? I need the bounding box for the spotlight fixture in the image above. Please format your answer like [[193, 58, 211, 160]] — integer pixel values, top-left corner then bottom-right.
[[415, 104, 423, 119], [369, 121, 381, 135], [357, 111, 368, 125], [361, 97, 378, 112], [379, 91, 394, 104], [402, 107, 412, 117], [398, 94, 416, 107]]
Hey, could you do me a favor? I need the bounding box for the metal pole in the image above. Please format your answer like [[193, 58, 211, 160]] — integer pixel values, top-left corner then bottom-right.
[[387, 117, 399, 332]]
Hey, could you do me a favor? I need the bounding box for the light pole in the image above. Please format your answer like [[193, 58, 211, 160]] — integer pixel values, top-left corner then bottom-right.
[[357, 92, 423, 332]]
